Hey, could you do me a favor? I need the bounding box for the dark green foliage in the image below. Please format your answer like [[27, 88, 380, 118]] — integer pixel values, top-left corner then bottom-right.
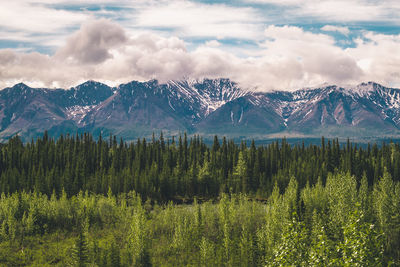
[[136, 247, 152, 267], [107, 239, 121, 267], [1, 133, 400, 202], [73, 231, 89, 267], [0, 133, 399, 265]]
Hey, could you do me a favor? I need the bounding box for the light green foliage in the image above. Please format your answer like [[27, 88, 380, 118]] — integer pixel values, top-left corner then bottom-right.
[[308, 218, 335, 266], [268, 214, 308, 267], [127, 192, 150, 266], [239, 223, 254, 266], [199, 236, 215, 267], [282, 177, 298, 220], [358, 174, 371, 218], [218, 193, 232, 264], [301, 178, 328, 216], [373, 171, 394, 233], [340, 208, 384, 267], [0, 171, 397, 266], [326, 172, 358, 239], [261, 183, 284, 261], [1, 133, 400, 263], [373, 170, 400, 262]]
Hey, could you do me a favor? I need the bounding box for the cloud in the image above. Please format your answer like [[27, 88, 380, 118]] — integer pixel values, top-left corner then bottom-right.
[[0, 21, 400, 91], [0, 2, 88, 34], [349, 32, 400, 87], [246, 0, 400, 23], [56, 19, 127, 64], [135, 1, 264, 40], [201, 25, 362, 90], [0, 0, 270, 56], [321, 25, 350, 35], [0, 0, 149, 52], [2, 0, 400, 59], [0, 49, 68, 88]]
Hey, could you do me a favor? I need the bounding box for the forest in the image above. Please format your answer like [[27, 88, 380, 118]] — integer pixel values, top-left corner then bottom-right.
[[0, 132, 399, 266]]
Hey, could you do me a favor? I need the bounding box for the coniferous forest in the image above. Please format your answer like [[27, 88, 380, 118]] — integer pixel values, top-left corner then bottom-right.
[[0, 132, 400, 266]]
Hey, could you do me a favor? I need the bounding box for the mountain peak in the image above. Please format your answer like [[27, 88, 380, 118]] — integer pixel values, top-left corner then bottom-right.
[[1, 79, 400, 141], [346, 81, 384, 96], [356, 81, 380, 89], [2, 82, 36, 97], [63, 81, 114, 107], [74, 80, 109, 90], [144, 79, 159, 87], [12, 82, 31, 90]]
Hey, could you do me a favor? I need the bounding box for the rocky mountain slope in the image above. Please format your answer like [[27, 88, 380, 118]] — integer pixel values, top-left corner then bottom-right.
[[1, 79, 399, 141]]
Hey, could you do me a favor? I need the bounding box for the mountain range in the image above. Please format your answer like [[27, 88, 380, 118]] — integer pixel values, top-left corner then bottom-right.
[[1, 79, 400, 141]]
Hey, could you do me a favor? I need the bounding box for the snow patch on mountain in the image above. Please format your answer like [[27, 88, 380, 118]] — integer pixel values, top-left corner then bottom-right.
[[167, 78, 249, 118], [66, 105, 95, 125], [3, 78, 400, 141]]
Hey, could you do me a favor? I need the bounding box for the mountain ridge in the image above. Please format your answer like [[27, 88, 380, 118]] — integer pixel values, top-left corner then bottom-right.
[[1, 79, 400, 141]]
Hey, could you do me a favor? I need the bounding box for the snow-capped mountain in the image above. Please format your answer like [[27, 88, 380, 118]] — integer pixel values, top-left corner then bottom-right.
[[1, 79, 400, 141]]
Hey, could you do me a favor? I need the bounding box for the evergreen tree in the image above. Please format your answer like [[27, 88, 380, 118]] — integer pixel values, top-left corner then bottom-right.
[[72, 231, 89, 267]]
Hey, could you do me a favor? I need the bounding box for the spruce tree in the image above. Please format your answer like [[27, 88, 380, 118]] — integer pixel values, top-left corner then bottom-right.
[[72, 231, 89, 267]]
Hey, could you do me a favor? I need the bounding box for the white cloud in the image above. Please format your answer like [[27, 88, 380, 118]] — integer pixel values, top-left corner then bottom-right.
[[229, 25, 363, 90], [300, 1, 382, 22], [348, 32, 400, 86], [0, 0, 153, 52], [246, 0, 400, 23], [0, 0, 269, 55], [0, 21, 400, 91], [0, 2, 88, 34], [321, 25, 350, 35], [135, 1, 264, 40]]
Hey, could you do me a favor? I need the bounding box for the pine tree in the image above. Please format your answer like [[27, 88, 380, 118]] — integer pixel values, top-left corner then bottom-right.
[[233, 151, 248, 193], [72, 231, 89, 267]]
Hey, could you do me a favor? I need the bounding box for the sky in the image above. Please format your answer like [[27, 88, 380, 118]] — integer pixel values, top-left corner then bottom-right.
[[1, 0, 400, 91]]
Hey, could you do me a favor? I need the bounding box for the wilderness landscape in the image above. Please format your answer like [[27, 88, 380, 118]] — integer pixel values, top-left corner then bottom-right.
[[1, 0, 400, 266]]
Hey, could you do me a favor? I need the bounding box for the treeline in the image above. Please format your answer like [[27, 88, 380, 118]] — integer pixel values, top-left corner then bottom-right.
[[0, 172, 399, 265], [1, 132, 400, 200]]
